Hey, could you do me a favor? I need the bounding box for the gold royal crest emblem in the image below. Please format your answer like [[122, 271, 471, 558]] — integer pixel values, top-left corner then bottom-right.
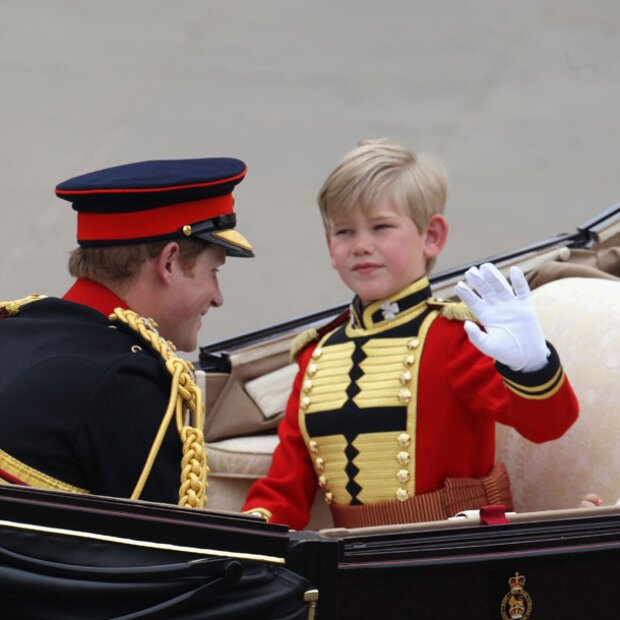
[[500, 572, 533, 620]]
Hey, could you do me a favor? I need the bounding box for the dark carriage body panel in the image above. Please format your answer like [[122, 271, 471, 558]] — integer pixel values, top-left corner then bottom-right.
[[307, 509, 620, 618], [1, 484, 619, 618], [0, 485, 314, 620]]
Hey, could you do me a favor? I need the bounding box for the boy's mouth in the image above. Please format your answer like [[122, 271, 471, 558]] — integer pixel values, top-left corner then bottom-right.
[[353, 262, 381, 275]]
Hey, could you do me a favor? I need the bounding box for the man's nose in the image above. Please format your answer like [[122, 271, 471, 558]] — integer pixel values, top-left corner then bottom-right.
[[211, 283, 224, 308]]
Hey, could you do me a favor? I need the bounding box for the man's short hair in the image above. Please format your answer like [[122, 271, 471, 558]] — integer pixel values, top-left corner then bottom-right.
[[318, 138, 448, 233], [67, 237, 209, 283]]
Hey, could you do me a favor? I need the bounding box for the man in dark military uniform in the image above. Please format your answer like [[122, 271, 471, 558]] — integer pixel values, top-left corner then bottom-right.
[[0, 158, 253, 506]]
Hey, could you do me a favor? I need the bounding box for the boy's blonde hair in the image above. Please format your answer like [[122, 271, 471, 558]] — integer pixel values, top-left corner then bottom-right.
[[318, 138, 448, 233]]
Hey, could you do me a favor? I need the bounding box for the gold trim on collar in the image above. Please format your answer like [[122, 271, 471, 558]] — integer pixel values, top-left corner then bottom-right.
[[363, 277, 430, 323]]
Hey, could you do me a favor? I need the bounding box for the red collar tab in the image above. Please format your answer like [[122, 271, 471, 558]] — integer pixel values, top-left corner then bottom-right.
[[63, 278, 129, 317]]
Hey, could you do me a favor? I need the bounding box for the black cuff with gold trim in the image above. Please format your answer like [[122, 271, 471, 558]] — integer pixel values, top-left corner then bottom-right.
[[495, 342, 565, 400]]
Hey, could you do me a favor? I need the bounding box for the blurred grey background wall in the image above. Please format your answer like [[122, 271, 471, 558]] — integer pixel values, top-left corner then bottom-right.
[[2, 0, 619, 350]]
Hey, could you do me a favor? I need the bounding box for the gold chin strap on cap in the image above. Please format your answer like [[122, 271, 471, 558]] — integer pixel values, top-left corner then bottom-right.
[[109, 308, 208, 509]]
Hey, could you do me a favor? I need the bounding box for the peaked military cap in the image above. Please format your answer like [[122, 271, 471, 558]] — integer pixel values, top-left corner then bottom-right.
[[55, 158, 254, 257]]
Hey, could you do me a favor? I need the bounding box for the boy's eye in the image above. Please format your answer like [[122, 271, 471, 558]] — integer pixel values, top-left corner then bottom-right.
[[374, 223, 392, 230], [334, 228, 352, 236]]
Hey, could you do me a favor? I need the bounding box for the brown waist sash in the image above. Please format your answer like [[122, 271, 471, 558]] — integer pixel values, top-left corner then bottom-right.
[[329, 461, 513, 528]]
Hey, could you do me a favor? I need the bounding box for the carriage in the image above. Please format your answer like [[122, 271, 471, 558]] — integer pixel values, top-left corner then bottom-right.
[[2, 203, 620, 619]]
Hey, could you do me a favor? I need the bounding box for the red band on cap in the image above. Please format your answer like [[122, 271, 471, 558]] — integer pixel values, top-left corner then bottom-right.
[[77, 195, 234, 242]]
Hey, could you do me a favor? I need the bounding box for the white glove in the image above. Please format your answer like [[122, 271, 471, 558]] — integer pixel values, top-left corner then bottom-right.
[[454, 263, 550, 372]]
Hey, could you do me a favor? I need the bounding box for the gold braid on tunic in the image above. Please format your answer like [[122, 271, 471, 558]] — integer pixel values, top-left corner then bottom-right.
[[109, 308, 208, 509]]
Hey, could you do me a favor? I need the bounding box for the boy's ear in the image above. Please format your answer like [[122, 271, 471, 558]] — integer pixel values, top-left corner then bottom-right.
[[154, 241, 181, 284], [423, 214, 449, 260]]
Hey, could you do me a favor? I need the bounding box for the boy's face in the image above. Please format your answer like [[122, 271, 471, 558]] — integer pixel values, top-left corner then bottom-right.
[[326, 199, 447, 305]]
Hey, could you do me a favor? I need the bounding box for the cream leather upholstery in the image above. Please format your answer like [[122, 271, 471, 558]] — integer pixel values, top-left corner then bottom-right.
[[497, 277, 620, 511], [206, 434, 333, 530]]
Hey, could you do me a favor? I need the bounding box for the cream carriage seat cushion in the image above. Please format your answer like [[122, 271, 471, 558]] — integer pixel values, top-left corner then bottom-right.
[[205, 434, 333, 529], [205, 434, 278, 515], [496, 277, 620, 512], [207, 434, 278, 481]]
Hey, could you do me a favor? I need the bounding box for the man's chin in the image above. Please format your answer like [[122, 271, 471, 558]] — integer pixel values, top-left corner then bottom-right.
[[169, 331, 198, 353]]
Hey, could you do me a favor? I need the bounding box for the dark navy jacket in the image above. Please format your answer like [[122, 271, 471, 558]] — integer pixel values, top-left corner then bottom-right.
[[0, 281, 181, 504]]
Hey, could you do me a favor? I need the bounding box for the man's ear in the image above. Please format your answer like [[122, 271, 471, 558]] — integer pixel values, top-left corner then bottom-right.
[[154, 241, 181, 284], [423, 214, 449, 260]]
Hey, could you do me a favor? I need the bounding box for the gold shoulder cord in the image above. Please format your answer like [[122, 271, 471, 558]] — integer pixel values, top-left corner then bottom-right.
[[428, 298, 477, 322], [109, 308, 208, 509], [0, 294, 46, 316], [289, 327, 319, 362]]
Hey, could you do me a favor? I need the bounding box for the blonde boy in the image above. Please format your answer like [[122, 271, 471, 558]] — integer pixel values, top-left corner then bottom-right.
[[244, 140, 578, 529]]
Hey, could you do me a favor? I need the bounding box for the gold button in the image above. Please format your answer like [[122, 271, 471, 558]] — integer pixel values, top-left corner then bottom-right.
[[399, 371, 412, 385], [318, 475, 328, 487], [396, 451, 410, 465], [182, 224, 192, 236], [397, 433, 411, 448], [303, 379, 313, 393], [301, 396, 311, 410], [325, 492, 334, 504], [312, 347, 322, 359], [396, 488, 409, 502], [396, 469, 410, 484], [398, 388, 412, 404], [403, 354, 415, 367], [308, 440, 319, 453], [315, 457, 325, 472], [307, 363, 317, 376], [407, 338, 420, 350]]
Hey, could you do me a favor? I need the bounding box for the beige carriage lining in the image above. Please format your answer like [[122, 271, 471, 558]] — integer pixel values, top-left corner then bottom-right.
[[526, 246, 620, 288]]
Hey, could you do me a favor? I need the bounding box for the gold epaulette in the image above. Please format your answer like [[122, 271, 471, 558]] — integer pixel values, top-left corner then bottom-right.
[[0, 294, 46, 316], [428, 298, 477, 322], [290, 328, 320, 362]]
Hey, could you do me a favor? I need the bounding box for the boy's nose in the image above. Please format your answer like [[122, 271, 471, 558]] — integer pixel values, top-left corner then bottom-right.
[[352, 233, 373, 255]]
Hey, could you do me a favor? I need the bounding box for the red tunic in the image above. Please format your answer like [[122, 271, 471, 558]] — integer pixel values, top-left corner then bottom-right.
[[243, 279, 578, 530]]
